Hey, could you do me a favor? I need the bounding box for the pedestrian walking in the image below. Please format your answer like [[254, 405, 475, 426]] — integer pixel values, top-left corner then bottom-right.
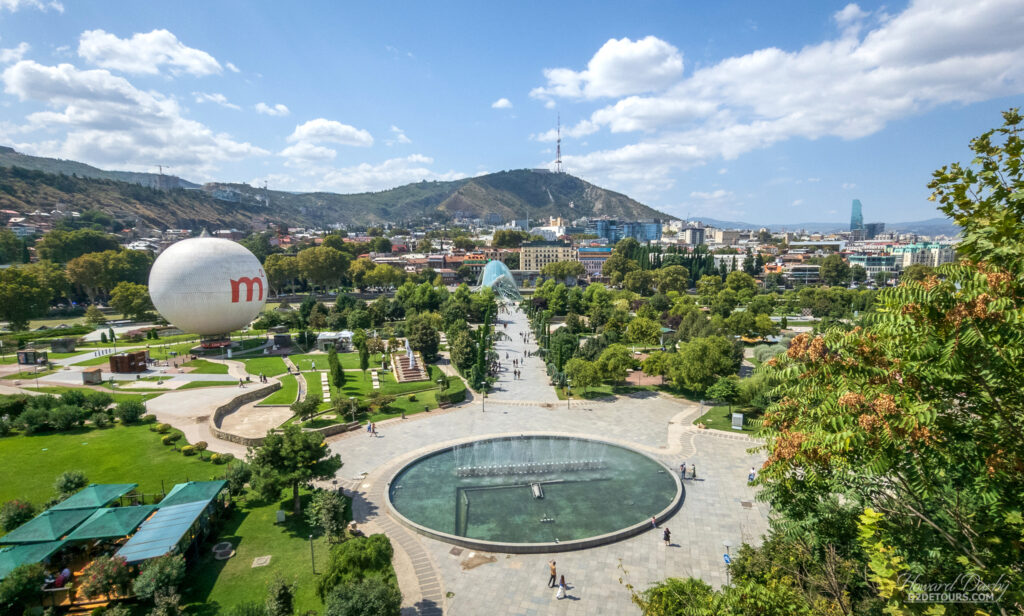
[[650, 516, 657, 528], [680, 462, 686, 479], [663, 527, 671, 546], [371, 423, 377, 437], [690, 463, 696, 479], [556, 575, 567, 599], [548, 561, 557, 587], [748, 467, 756, 482], [366, 423, 372, 435]]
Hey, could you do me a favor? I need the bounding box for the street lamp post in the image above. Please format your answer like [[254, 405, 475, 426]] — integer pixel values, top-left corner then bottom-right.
[[309, 534, 316, 574], [348, 397, 356, 423]]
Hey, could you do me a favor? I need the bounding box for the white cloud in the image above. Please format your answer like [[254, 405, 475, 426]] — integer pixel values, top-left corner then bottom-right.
[[0, 42, 29, 64], [254, 102, 290, 116], [318, 155, 466, 193], [530, 35, 683, 100], [287, 118, 373, 147], [792, 199, 804, 207], [842, 182, 857, 189], [533, 119, 599, 142], [193, 92, 240, 110], [387, 125, 411, 145], [0, 0, 62, 12], [279, 142, 336, 163], [491, 97, 512, 109], [226, 62, 239, 73], [539, 0, 1024, 198], [78, 29, 222, 76], [1, 60, 266, 177]]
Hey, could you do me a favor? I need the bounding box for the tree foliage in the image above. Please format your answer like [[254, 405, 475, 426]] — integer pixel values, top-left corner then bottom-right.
[[248, 424, 342, 515]]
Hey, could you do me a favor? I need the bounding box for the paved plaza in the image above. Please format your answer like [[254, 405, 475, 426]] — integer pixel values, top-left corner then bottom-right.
[[331, 307, 770, 616]]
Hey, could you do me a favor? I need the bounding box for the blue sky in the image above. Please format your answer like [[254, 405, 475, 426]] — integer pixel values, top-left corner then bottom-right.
[[0, 0, 1021, 224]]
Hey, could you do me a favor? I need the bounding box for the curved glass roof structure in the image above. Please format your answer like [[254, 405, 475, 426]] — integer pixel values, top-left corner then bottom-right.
[[478, 260, 521, 301]]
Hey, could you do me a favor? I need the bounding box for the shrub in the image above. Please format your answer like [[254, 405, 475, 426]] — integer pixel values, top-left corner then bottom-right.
[[0, 394, 29, 419], [181, 445, 196, 456], [83, 391, 114, 413], [90, 412, 111, 428], [58, 389, 87, 408], [132, 554, 186, 600], [50, 405, 81, 431], [0, 563, 46, 612], [141, 414, 157, 423], [54, 470, 88, 498], [17, 407, 52, 434], [307, 489, 347, 544], [155, 423, 172, 434], [0, 417, 11, 436], [79, 555, 131, 600], [161, 433, 181, 447], [315, 534, 395, 600], [223, 461, 250, 496], [0, 499, 36, 531], [113, 400, 145, 424], [324, 578, 402, 616], [265, 575, 294, 616], [211, 452, 234, 465], [408, 394, 417, 402], [194, 441, 208, 460]]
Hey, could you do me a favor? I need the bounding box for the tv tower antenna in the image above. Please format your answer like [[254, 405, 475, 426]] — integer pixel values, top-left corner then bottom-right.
[[554, 114, 563, 173]]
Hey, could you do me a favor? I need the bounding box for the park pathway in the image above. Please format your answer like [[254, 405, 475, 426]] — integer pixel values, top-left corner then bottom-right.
[[486, 304, 558, 403]]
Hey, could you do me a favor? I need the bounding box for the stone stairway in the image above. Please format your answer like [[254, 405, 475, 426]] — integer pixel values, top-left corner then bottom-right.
[[392, 353, 428, 382]]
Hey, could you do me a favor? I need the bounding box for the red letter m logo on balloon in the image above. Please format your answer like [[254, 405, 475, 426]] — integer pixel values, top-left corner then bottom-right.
[[230, 277, 264, 303]]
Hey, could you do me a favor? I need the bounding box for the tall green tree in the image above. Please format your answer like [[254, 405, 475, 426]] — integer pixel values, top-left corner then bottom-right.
[[819, 254, 851, 286], [248, 424, 342, 515], [757, 110, 1024, 610], [0, 266, 52, 330], [109, 281, 154, 320]]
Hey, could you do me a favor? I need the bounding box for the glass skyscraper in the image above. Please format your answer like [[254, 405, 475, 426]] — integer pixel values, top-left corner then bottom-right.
[[850, 199, 864, 231]]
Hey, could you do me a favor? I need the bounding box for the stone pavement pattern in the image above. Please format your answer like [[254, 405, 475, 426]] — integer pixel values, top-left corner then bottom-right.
[[329, 306, 769, 616]]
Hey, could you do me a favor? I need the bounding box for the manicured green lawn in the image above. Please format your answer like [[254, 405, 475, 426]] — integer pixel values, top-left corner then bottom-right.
[[288, 352, 384, 372], [183, 359, 230, 374], [243, 356, 288, 377], [181, 492, 331, 615], [258, 374, 298, 405], [338, 351, 384, 370], [693, 404, 760, 435], [21, 386, 163, 403], [176, 380, 238, 390], [0, 424, 225, 506], [287, 353, 327, 372]]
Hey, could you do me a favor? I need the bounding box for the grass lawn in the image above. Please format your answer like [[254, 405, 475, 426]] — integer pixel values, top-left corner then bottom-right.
[[183, 359, 230, 374], [21, 386, 163, 403], [243, 356, 288, 377], [555, 383, 656, 400], [693, 404, 761, 435], [258, 374, 298, 405], [176, 380, 238, 390], [287, 353, 326, 372], [0, 424, 225, 506], [181, 492, 334, 615], [338, 351, 383, 370], [2, 368, 60, 380]]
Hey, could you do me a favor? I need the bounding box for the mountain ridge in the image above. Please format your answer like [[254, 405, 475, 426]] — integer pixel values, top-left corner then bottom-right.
[[0, 146, 673, 229]]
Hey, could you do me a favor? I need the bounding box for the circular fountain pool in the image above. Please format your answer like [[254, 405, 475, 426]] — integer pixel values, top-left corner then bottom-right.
[[386, 435, 682, 552]]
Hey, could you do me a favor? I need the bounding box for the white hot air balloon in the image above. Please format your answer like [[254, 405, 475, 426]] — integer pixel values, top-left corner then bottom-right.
[[148, 237, 268, 343]]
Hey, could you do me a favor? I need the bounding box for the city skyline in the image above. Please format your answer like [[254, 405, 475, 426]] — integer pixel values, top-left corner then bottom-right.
[[0, 0, 1022, 224]]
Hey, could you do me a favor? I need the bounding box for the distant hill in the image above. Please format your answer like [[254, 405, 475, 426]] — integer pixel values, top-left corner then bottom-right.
[[0, 147, 673, 229], [690, 216, 959, 237], [0, 146, 199, 190]]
